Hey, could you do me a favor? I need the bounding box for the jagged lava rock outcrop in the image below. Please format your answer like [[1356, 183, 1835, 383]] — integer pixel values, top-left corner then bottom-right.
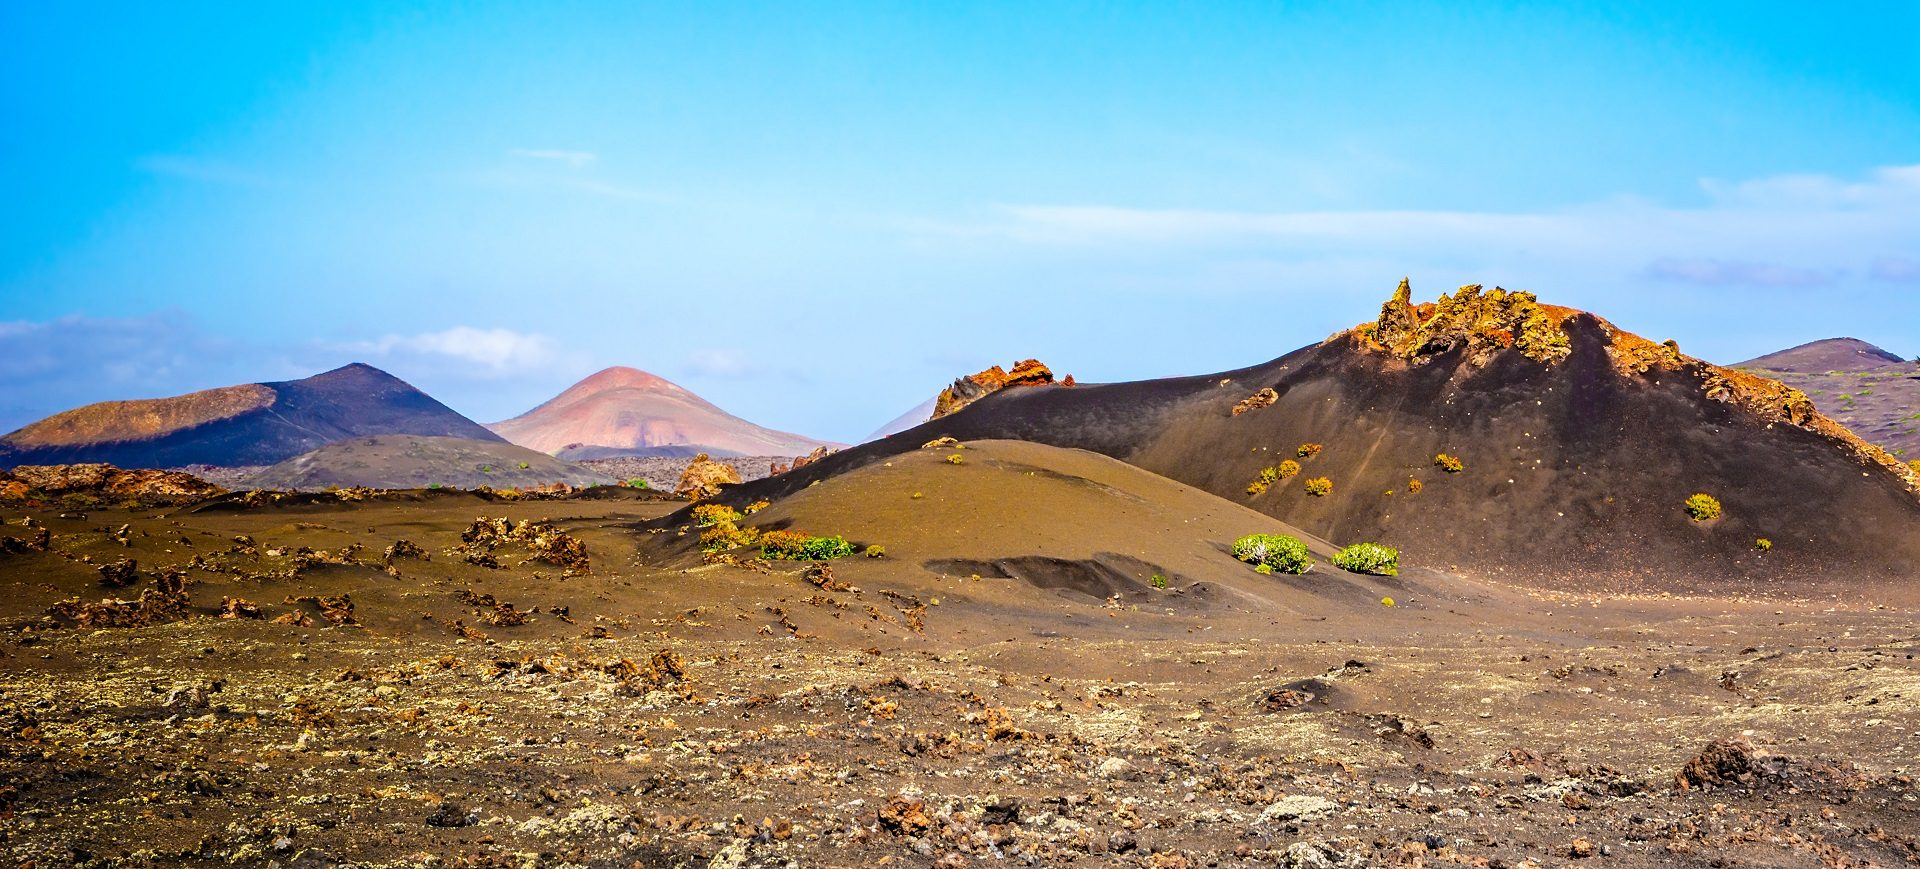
[[931, 359, 1071, 419]]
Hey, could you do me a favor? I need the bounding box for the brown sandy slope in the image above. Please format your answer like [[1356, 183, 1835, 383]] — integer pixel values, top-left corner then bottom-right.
[[0, 363, 503, 469], [1736, 338, 1920, 460], [665, 439, 1458, 624], [488, 366, 840, 458], [725, 286, 1920, 591], [242, 435, 616, 491]]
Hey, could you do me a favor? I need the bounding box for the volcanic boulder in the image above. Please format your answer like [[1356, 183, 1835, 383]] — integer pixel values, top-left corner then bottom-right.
[[675, 453, 743, 500]]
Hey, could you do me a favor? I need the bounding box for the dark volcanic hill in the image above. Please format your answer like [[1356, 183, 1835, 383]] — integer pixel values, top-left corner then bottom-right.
[[488, 366, 839, 459], [1735, 339, 1920, 460], [1739, 337, 1907, 373], [720, 282, 1920, 589], [0, 364, 503, 469]]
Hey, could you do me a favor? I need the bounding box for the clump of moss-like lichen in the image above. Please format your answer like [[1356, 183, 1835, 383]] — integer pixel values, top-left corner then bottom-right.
[[1684, 493, 1722, 522]]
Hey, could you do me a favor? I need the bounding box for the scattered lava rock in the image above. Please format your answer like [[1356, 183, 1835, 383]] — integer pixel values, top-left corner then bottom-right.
[[932, 359, 1062, 419], [1231, 388, 1279, 416], [674, 453, 743, 500]]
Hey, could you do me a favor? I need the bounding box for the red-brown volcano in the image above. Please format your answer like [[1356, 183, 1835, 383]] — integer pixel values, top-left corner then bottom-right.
[[487, 367, 839, 459]]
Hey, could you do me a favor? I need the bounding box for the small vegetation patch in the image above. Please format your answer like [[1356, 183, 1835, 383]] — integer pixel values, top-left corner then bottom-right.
[[1684, 493, 1722, 522], [761, 531, 856, 561], [945, 454, 965, 465], [1908, 459, 1920, 475], [1277, 459, 1301, 479], [1434, 453, 1464, 473], [699, 525, 762, 553], [1231, 533, 1313, 575], [1332, 543, 1399, 576], [1296, 443, 1323, 459], [624, 478, 649, 489], [692, 504, 743, 528], [1754, 537, 1773, 552], [1303, 477, 1333, 497], [1407, 478, 1423, 493]]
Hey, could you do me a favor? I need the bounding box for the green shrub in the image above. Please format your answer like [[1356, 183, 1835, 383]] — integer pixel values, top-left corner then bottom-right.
[[1754, 537, 1773, 552], [1231, 533, 1313, 574], [1684, 493, 1722, 521], [1150, 573, 1169, 589], [1254, 563, 1274, 575], [1296, 443, 1322, 459], [945, 454, 965, 465], [761, 531, 856, 560], [864, 545, 886, 559], [1303, 476, 1333, 496], [692, 504, 743, 528], [1434, 453, 1464, 473], [1332, 542, 1399, 576], [517, 462, 531, 470], [626, 478, 649, 489]]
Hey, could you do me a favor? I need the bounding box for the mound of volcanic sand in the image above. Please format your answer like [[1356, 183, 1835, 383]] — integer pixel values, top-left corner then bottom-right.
[[0, 363, 502, 469], [1735, 339, 1920, 460], [682, 439, 1444, 617], [0, 464, 225, 507], [242, 435, 616, 492], [730, 281, 1920, 591], [488, 367, 839, 458]]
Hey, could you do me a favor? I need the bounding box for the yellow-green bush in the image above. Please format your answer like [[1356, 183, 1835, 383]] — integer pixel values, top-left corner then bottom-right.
[[692, 504, 743, 528], [1304, 477, 1333, 496], [1277, 459, 1301, 479], [1434, 453, 1464, 473], [1296, 443, 1323, 459], [1331, 542, 1399, 576], [1231, 533, 1312, 574], [1684, 493, 1722, 521]]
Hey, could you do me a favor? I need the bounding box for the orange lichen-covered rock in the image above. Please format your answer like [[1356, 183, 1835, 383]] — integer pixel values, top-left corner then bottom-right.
[[1359, 280, 1572, 364], [931, 359, 1063, 419], [675, 453, 743, 500], [1231, 388, 1278, 416]]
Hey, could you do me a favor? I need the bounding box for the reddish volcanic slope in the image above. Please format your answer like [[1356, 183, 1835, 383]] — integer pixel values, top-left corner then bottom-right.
[[488, 367, 839, 459]]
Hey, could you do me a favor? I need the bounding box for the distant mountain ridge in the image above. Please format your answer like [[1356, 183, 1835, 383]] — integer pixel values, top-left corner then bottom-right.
[[488, 366, 839, 459], [1738, 338, 1920, 459], [0, 363, 503, 469], [1738, 337, 1908, 373]]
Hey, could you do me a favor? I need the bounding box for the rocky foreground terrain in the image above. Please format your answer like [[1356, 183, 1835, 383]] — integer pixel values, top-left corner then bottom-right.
[[1, 476, 1915, 868]]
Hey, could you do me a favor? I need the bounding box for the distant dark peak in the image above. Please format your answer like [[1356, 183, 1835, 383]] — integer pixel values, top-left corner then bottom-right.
[[1738, 338, 1908, 373]]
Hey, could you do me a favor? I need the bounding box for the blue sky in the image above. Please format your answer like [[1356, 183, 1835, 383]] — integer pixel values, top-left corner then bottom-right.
[[3, 1, 1916, 443]]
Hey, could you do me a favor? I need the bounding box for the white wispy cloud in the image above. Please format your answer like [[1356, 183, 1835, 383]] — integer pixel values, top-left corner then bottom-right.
[[349, 326, 563, 375], [509, 148, 598, 168], [953, 164, 1920, 291]]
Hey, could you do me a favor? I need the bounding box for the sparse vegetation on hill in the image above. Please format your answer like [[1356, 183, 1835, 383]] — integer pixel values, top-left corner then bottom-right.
[[692, 504, 742, 527], [1230, 533, 1312, 574], [1685, 493, 1723, 522], [1755, 537, 1773, 552], [1332, 542, 1399, 576], [1296, 443, 1322, 459], [1303, 476, 1332, 496], [1434, 453, 1464, 473], [760, 531, 856, 561]]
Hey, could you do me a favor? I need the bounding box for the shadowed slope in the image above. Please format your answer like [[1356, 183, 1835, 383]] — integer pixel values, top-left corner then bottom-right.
[[719, 286, 1920, 590], [243, 434, 616, 491], [0, 364, 502, 469]]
